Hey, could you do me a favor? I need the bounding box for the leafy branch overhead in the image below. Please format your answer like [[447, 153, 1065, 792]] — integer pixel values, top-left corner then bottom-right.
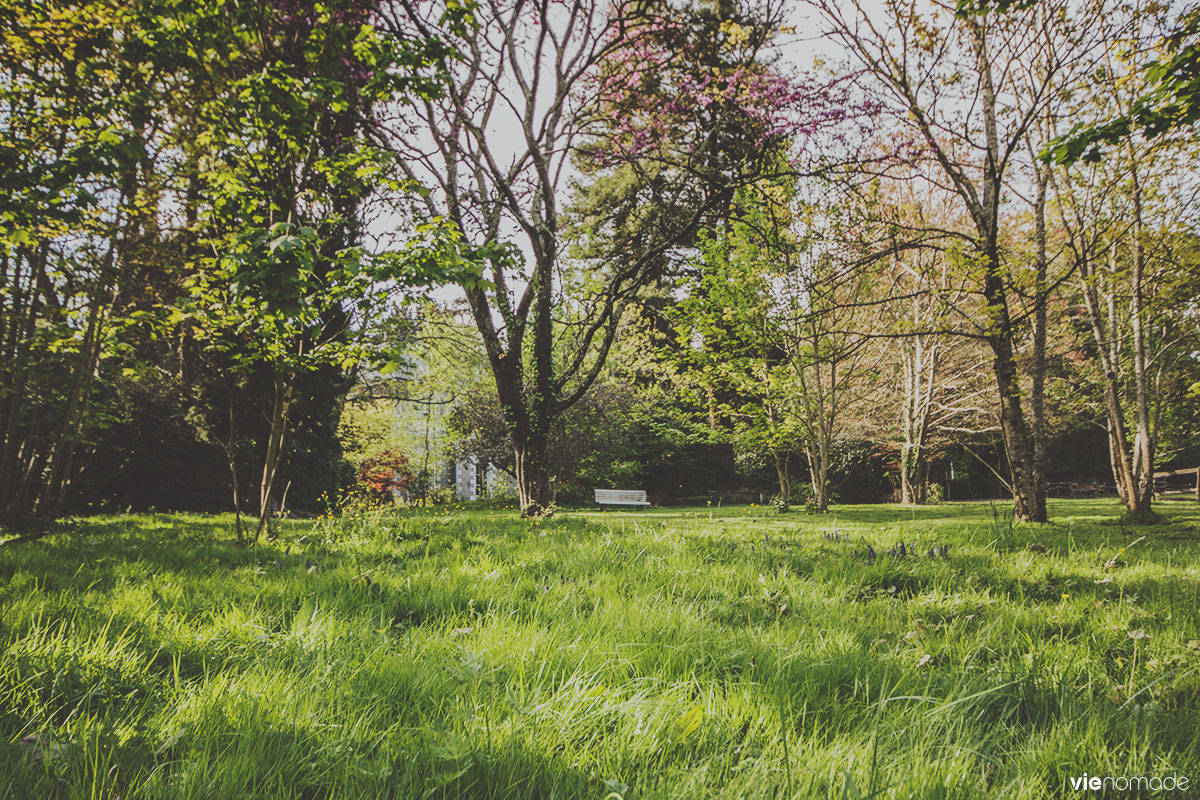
[[1046, 5, 1200, 163], [957, 0, 1200, 163]]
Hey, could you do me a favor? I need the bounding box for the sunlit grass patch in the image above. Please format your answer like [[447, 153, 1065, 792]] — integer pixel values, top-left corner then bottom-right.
[[1, 499, 1198, 798]]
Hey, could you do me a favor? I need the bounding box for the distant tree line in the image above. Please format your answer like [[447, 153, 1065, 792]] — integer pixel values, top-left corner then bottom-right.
[[2, 0, 1198, 527], [427, 0, 1200, 517]]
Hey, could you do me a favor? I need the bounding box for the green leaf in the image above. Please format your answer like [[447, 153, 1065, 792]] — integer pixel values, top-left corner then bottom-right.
[[269, 234, 303, 253], [670, 705, 703, 742]]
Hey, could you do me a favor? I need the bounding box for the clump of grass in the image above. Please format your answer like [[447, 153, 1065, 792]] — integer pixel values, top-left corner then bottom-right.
[[986, 501, 1019, 551], [1118, 508, 1169, 527], [1, 499, 1198, 798]]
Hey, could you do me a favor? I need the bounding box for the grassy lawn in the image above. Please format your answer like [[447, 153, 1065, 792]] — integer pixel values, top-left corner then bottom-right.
[[1, 499, 1198, 799]]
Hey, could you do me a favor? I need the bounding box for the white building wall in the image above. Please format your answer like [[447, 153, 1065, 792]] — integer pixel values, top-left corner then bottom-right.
[[445, 458, 517, 501], [455, 456, 479, 501]]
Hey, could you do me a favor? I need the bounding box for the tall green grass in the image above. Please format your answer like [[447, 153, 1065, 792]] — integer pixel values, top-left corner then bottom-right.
[[1, 500, 1198, 798]]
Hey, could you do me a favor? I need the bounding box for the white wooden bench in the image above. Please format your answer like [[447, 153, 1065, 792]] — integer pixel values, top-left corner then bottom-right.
[[594, 488, 651, 509]]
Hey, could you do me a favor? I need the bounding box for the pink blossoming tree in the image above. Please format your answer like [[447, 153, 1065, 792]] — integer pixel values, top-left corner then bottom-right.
[[377, 0, 864, 515]]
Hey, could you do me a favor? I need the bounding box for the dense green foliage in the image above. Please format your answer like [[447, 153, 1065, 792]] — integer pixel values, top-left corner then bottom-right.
[[0, 0, 462, 521], [2, 501, 1198, 797]]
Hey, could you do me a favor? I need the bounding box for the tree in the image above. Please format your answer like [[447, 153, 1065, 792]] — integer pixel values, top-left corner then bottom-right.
[[378, 0, 857, 515], [877, 234, 985, 503], [1044, 1, 1200, 515], [170, 0, 463, 539], [0, 0, 457, 524], [783, 201, 889, 512], [809, 0, 1085, 521], [672, 183, 886, 512], [0, 0, 174, 519], [1051, 138, 1199, 514], [674, 211, 803, 506]]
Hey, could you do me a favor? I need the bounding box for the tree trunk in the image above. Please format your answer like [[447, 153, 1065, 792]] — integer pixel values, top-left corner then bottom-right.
[[1029, 168, 1050, 522], [1077, 241, 1140, 508], [485, 341, 555, 517], [773, 448, 791, 505], [225, 389, 246, 542], [526, 243, 556, 517], [978, 226, 1041, 521], [990, 328, 1042, 521], [513, 429, 553, 516], [899, 332, 935, 505], [229, 455, 246, 541], [1108, 422, 1134, 506], [899, 456, 913, 505], [900, 445, 926, 505], [991, 339, 1040, 522], [254, 369, 293, 542], [900, 334, 918, 505], [1127, 155, 1154, 514], [972, 21, 1044, 523], [811, 467, 828, 512], [809, 427, 831, 512], [916, 457, 930, 502]]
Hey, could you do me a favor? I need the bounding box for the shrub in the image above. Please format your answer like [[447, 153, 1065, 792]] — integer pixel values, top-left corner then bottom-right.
[[357, 449, 413, 502]]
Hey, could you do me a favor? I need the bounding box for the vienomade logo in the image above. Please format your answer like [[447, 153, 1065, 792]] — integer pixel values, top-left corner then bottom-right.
[[1068, 774, 1190, 793]]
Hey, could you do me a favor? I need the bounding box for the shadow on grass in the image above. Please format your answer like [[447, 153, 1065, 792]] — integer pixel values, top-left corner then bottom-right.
[[1, 704, 601, 800]]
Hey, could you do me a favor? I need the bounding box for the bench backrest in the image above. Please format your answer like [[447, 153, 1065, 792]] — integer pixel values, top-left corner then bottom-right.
[[594, 488, 649, 504]]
